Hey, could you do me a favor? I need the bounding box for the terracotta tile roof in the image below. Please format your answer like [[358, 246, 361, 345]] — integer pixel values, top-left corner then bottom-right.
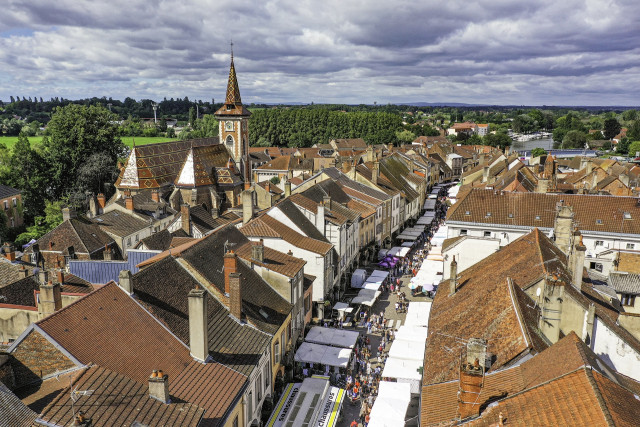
[[257, 180, 284, 194], [347, 199, 375, 218], [115, 138, 220, 189], [255, 214, 332, 255], [0, 259, 36, 287], [31, 217, 115, 255], [179, 225, 293, 335], [442, 235, 466, 252], [332, 138, 367, 150], [132, 256, 271, 376], [138, 229, 189, 251], [448, 189, 640, 235], [257, 155, 291, 170], [236, 241, 306, 278], [239, 216, 281, 238], [39, 365, 205, 427]]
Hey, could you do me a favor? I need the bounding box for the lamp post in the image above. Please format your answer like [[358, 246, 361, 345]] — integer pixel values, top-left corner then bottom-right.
[[152, 103, 158, 124]]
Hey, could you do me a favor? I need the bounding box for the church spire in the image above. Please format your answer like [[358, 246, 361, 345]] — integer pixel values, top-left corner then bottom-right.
[[225, 42, 242, 106]]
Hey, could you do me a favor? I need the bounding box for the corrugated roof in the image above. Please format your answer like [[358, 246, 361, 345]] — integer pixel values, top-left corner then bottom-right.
[[609, 272, 640, 294], [68, 249, 159, 284]]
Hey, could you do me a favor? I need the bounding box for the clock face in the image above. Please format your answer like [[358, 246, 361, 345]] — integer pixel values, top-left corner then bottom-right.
[[225, 121, 234, 131]]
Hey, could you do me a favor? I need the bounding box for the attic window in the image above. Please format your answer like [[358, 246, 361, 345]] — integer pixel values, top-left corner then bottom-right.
[[535, 215, 541, 220], [624, 212, 632, 220], [464, 211, 470, 215], [486, 212, 492, 217], [596, 219, 603, 224], [508, 213, 514, 218], [259, 308, 269, 319]]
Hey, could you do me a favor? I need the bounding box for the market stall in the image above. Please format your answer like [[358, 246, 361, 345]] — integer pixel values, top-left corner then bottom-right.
[[294, 342, 352, 369], [332, 302, 353, 321], [350, 269, 367, 288], [394, 325, 429, 343], [381, 357, 423, 393], [403, 301, 432, 328], [305, 326, 360, 349], [351, 288, 381, 306], [367, 381, 411, 427], [388, 338, 426, 361]]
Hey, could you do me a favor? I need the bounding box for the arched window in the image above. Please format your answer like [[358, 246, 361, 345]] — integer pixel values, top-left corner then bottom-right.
[[226, 135, 234, 146]]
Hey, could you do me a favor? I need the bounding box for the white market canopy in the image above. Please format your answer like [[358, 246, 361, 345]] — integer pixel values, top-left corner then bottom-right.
[[333, 302, 349, 311], [401, 241, 414, 247], [424, 199, 437, 210], [394, 325, 429, 343], [403, 301, 432, 328], [386, 247, 411, 257], [368, 381, 411, 427], [369, 270, 390, 280], [294, 342, 352, 368], [351, 288, 381, 306], [396, 232, 419, 241], [388, 338, 426, 361], [305, 326, 360, 349], [381, 357, 423, 393]]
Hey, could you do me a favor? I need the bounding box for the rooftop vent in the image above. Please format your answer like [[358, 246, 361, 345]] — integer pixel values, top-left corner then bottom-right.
[[624, 212, 632, 220]]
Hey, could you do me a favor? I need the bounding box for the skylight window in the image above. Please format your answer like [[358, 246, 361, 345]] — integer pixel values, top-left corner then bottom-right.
[[596, 219, 603, 224], [465, 211, 470, 215], [259, 308, 269, 319], [535, 215, 541, 220], [508, 213, 514, 218], [486, 212, 492, 217], [624, 212, 632, 220]]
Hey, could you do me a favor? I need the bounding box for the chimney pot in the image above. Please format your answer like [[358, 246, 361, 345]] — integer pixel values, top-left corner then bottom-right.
[[151, 370, 158, 378], [252, 240, 264, 263], [97, 193, 106, 210], [151, 189, 160, 203], [242, 190, 254, 225], [148, 370, 170, 403], [188, 288, 209, 361], [181, 204, 191, 235], [287, 250, 293, 256], [125, 195, 134, 211]]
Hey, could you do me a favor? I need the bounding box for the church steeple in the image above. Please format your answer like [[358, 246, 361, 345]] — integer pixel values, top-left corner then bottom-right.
[[225, 44, 242, 106]]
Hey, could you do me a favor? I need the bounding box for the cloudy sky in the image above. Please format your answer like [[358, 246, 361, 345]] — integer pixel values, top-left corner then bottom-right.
[[1, 0, 639, 106]]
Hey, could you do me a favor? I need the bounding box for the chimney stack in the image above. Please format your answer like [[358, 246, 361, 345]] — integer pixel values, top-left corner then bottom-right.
[[39, 280, 62, 319], [620, 173, 630, 187], [148, 370, 170, 403], [125, 194, 134, 211], [18, 265, 28, 278], [3, 242, 15, 262], [103, 244, 112, 261], [482, 165, 490, 183], [118, 270, 133, 295], [188, 288, 209, 362], [366, 145, 374, 163], [457, 338, 488, 420], [572, 234, 587, 287], [151, 189, 160, 203], [316, 202, 326, 236], [387, 143, 393, 153], [349, 160, 357, 180], [553, 202, 574, 255], [242, 190, 253, 225], [89, 196, 98, 218], [56, 268, 64, 284], [181, 204, 191, 235], [323, 195, 331, 210], [284, 180, 291, 197], [62, 207, 76, 222], [38, 270, 49, 285], [229, 272, 243, 321], [223, 251, 238, 295], [372, 161, 379, 185], [97, 193, 106, 210], [449, 256, 458, 295], [252, 239, 264, 263]]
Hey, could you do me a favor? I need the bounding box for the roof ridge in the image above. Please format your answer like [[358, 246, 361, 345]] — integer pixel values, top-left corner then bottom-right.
[[584, 368, 617, 427], [507, 278, 532, 350]]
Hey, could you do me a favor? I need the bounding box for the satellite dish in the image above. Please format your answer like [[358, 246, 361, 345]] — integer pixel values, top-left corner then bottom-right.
[[536, 288, 542, 297]]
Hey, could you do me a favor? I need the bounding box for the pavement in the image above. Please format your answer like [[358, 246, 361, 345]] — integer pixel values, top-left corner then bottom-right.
[[337, 269, 430, 427]]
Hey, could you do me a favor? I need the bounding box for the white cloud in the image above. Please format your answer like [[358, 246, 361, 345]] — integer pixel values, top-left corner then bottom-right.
[[0, 0, 639, 105]]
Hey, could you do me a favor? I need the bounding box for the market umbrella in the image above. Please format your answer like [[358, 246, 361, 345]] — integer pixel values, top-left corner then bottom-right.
[[378, 261, 390, 268], [408, 282, 419, 290], [423, 283, 434, 292]]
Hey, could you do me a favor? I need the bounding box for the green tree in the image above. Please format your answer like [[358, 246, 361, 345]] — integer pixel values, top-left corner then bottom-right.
[[270, 176, 281, 185], [603, 118, 622, 139], [15, 200, 65, 246], [254, 136, 271, 147], [628, 141, 640, 158], [531, 148, 547, 157], [484, 132, 511, 150], [189, 107, 197, 127], [562, 130, 587, 149], [191, 115, 219, 138], [166, 127, 176, 138], [7, 133, 49, 222], [76, 152, 120, 197], [622, 110, 638, 122], [159, 117, 168, 132], [627, 120, 640, 140], [42, 104, 124, 200], [617, 138, 630, 155], [395, 129, 416, 143]]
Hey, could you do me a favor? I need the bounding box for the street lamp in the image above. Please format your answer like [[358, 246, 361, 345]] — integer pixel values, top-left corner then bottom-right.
[[152, 103, 158, 124], [107, 103, 112, 111]]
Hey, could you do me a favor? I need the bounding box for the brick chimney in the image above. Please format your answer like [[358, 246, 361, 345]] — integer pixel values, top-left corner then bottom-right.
[[349, 160, 357, 180], [457, 338, 488, 420], [372, 161, 379, 185], [62, 207, 76, 222], [449, 256, 458, 295], [148, 370, 170, 403], [118, 270, 133, 295], [181, 204, 191, 235], [125, 194, 134, 211], [252, 239, 264, 263], [3, 242, 15, 262], [224, 251, 238, 295], [284, 180, 291, 197], [242, 190, 254, 225], [56, 268, 64, 284], [188, 288, 209, 362], [103, 244, 112, 261], [229, 272, 243, 321], [97, 193, 106, 210], [553, 202, 574, 255], [151, 189, 160, 203], [18, 265, 28, 278], [39, 280, 62, 319]]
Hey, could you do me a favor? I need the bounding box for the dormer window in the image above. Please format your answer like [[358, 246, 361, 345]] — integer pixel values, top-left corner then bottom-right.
[[596, 219, 603, 224], [508, 213, 514, 218], [535, 215, 541, 220], [486, 212, 492, 217], [465, 211, 470, 215], [624, 212, 632, 220]]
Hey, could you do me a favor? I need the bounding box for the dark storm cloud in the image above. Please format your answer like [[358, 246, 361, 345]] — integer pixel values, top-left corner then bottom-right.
[[0, 0, 639, 105]]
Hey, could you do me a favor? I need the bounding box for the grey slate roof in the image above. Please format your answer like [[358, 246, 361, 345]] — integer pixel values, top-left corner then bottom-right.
[[609, 272, 640, 295], [0, 381, 38, 427], [93, 209, 151, 238], [0, 184, 21, 199], [68, 250, 160, 284]]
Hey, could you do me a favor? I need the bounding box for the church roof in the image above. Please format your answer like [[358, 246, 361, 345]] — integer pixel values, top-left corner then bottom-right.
[[115, 138, 219, 189], [215, 56, 251, 117], [175, 144, 234, 187]]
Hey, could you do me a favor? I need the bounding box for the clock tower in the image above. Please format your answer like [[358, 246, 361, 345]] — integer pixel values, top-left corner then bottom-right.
[[215, 49, 252, 189]]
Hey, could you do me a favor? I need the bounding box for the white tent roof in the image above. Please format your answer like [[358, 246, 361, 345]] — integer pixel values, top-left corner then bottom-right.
[[386, 247, 410, 257], [351, 269, 367, 288], [351, 288, 381, 306], [396, 233, 418, 241], [369, 270, 389, 280], [368, 382, 411, 427], [294, 342, 352, 367], [403, 301, 432, 328], [363, 281, 382, 290], [401, 241, 414, 247], [394, 325, 429, 343], [388, 338, 426, 361], [305, 326, 360, 349], [381, 357, 423, 393]]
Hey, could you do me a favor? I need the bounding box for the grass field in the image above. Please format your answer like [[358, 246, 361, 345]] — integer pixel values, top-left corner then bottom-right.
[[0, 135, 172, 150]]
